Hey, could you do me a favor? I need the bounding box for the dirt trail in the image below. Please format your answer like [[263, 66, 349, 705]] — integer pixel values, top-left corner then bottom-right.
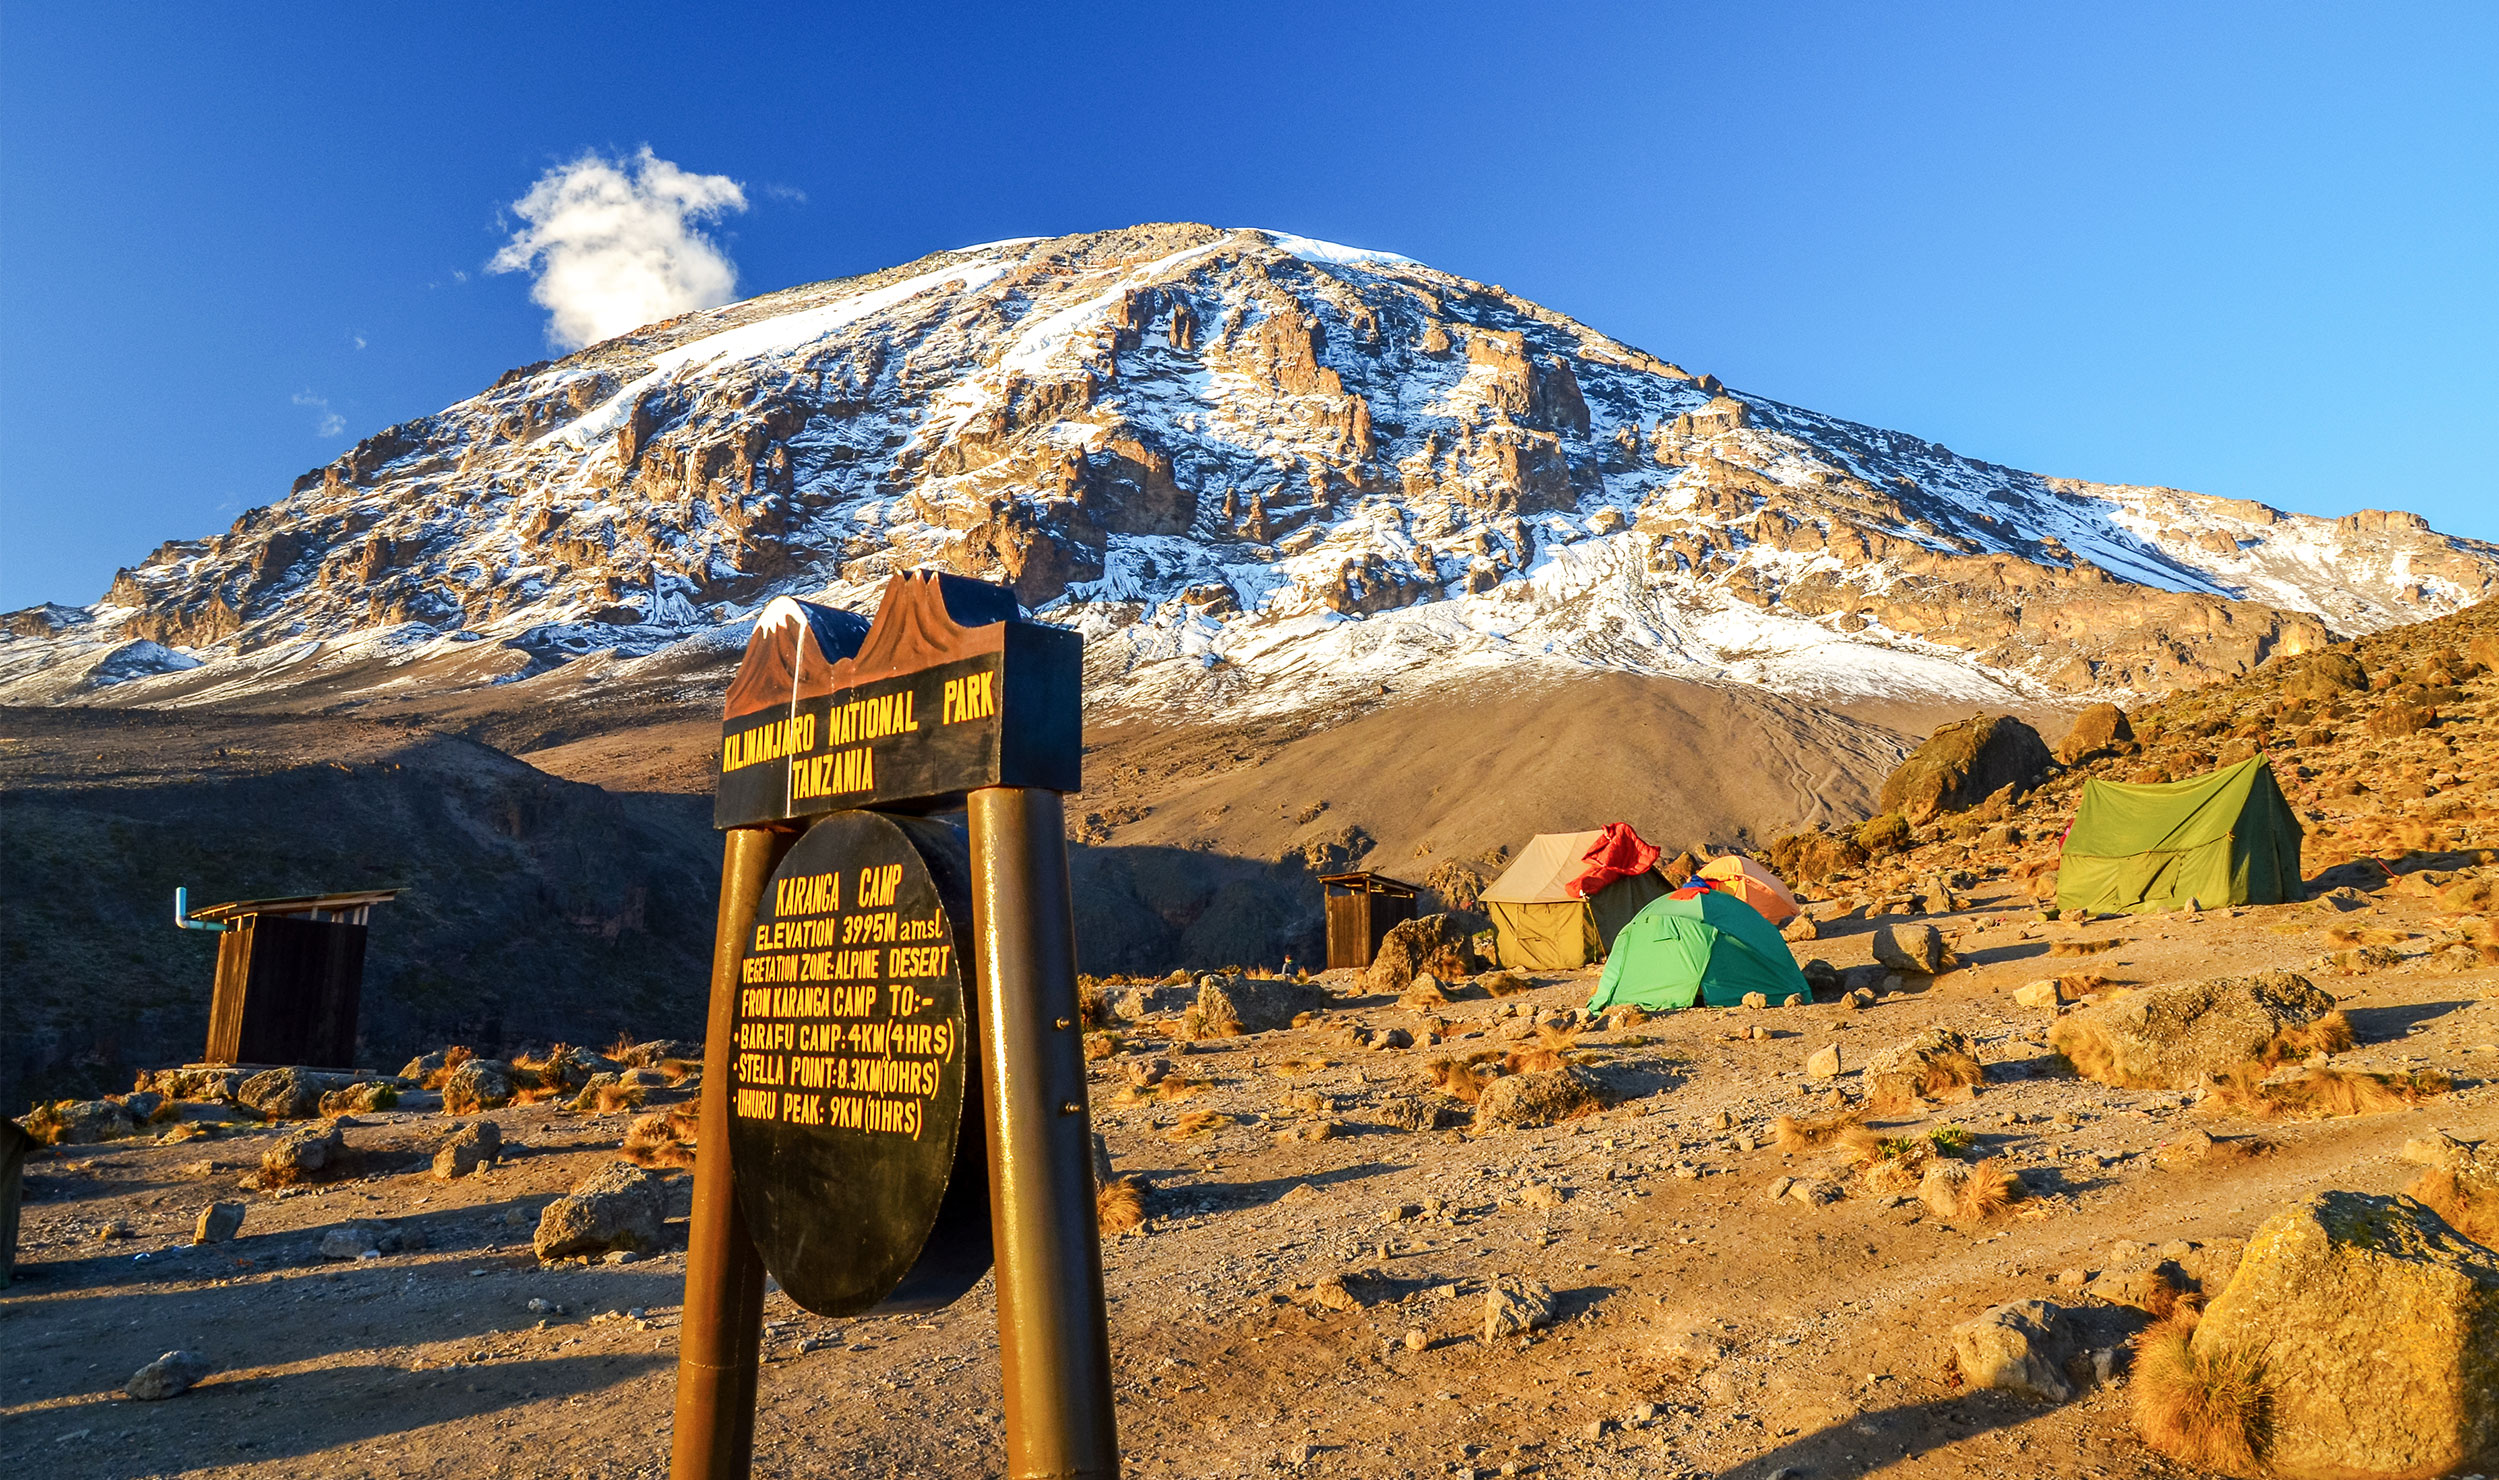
[[4, 881, 2493, 1479]]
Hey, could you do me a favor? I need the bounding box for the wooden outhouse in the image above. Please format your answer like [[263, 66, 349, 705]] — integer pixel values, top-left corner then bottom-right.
[[182, 888, 400, 1068], [1318, 871, 1420, 971]]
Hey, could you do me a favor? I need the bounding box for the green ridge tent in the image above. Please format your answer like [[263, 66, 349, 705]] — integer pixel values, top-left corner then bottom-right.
[[1480, 831, 1668, 970], [1585, 888, 1809, 1012], [2055, 757, 2304, 916]]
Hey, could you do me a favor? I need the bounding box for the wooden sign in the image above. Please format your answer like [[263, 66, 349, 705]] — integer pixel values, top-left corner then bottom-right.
[[726, 809, 993, 1315], [714, 570, 1081, 829]]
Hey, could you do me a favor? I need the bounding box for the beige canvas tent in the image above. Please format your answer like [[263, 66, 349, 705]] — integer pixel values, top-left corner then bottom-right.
[[1481, 830, 1669, 970]]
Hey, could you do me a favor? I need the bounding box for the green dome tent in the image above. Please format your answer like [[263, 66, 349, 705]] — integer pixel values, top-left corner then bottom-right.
[[1585, 886, 1808, 1013], [2055, 757, 2304, 916]]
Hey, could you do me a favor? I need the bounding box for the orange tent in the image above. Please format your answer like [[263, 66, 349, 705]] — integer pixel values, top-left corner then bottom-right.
[[1696, 855, 1800, 926]]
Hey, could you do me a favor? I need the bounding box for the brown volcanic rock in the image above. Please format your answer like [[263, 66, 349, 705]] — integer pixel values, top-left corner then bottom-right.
[[1878, 714, 2053, 822], [2054, 702, 2133, 764]]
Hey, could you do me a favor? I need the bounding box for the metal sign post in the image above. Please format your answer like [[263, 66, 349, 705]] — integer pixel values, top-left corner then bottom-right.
[[670, 571, 1113, 1480]]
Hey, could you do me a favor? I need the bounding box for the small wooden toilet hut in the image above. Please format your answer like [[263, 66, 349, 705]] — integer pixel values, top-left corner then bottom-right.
[[178, 887, 401, 1068], [1318, 871, 1420, 970]]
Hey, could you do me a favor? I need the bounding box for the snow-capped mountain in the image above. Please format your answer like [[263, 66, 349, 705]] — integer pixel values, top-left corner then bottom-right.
[[8, 223, 2493, 717]]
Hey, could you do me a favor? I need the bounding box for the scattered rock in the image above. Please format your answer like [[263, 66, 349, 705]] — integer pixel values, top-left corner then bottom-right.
[[1482, 1275, 1555, 1341], [23, 1098, 141, 1145], [1805, 1045, 1842, 1079], [1863, 1027, 1983, 1111], [1380, 1097, 1462, 1133], [318, 1222, 403, 1260], [2048, 970, 2338, 1089], [2055, 702, 2134, 765], [125, 1350, 213, 1401], [192, 1201, 245, 1244], [1194, 974, 1328, 1036], [2173, 1191, 2499, 1478], [1781, 913, 1820, 942], [317, 1081, 398, 1117], [1919, 1162, 1970, 1218], [1307, 1273, 1367, 1312], [1471, 1066, 1608, 1130], [236, 1067, 355, 1121], [1399, 973, 1450, 1009], [533, 1161, 671, 1260], [259, 1123, 345, 1185], [441, 1059, 519, 1115], [1365, 913, 1488, 995], [432, 1119, 504, 1180], [1872, 922, 1947, 975], [1111, 982, 1193, 1021], [1519, 1182, 1565, 1210], [1950, 1299, 2079, 1402], [1741, 991, 1769, 1010]]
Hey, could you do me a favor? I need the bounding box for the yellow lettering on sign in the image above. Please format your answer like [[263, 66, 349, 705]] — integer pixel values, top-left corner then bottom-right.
[[942, 670, 996, 725]]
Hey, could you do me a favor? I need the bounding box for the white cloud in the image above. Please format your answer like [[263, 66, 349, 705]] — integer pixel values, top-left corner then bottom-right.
[[292, 390, 346, 438], [488, 147, 747, 350]]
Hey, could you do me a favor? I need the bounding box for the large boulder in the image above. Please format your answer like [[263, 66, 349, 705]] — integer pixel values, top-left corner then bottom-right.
[[1192, 974, 1327, 1036], [1951, 1299, 2080, 1402], [2161, 1191, 2499, 1479], [1363, 912, 1487, 995], [2055, 702, 2135, 765], [2048, 971, 2337, 1090], [1472, 1066, 1608, 1131], [533, 1161, 671, 1260], [236, 1067, 359, 1121], [1878, 714, 2053, 822]]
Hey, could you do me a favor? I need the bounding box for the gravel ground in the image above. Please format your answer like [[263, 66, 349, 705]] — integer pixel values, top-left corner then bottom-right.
[[4, 880, 2495, 1479]]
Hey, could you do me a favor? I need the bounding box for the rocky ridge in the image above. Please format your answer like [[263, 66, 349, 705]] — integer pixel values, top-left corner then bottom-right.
[[6, 224, 2494, 722]]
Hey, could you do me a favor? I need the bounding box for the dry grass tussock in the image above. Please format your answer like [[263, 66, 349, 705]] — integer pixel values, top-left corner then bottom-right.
[[1841, 1129, 1933, 1195], [1533, 1022, 1583, 1051], [420, 1046, 475, 1091], [1868, 1048, 1985, 1115], [1773, 1107, 1868, 1153], [1163, 1110, 1229, 1142], [1265, 1056, 1334, 1079], [1503, 1046, 1572, 1076], [2050, 937, 2124, 956], [1096, 1176, 1147, 1235], [2209, 1063, 2452, 1119], [1956, 1157, 2024, 1220], [2254, 1010, 2355, 1067], [571, 1080, 646, 1114], [623, 1107, 698, 1168], [2053, 1010, 2350, 1090], [1115, 1073, 1203, 1106], [2131, 1309, 2267, 1477], [1428, 1049, 1510, 1103]]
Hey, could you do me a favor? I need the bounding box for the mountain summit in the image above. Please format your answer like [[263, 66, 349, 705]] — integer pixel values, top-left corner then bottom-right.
[[8, 223, 2494, 716]]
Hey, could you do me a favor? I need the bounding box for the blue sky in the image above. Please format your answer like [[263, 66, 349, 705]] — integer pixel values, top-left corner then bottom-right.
[[3, 2, 2493, 610]]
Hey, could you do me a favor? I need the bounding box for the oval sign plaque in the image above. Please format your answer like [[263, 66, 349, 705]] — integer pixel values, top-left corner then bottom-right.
[[729, 810, 992, 1315]]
